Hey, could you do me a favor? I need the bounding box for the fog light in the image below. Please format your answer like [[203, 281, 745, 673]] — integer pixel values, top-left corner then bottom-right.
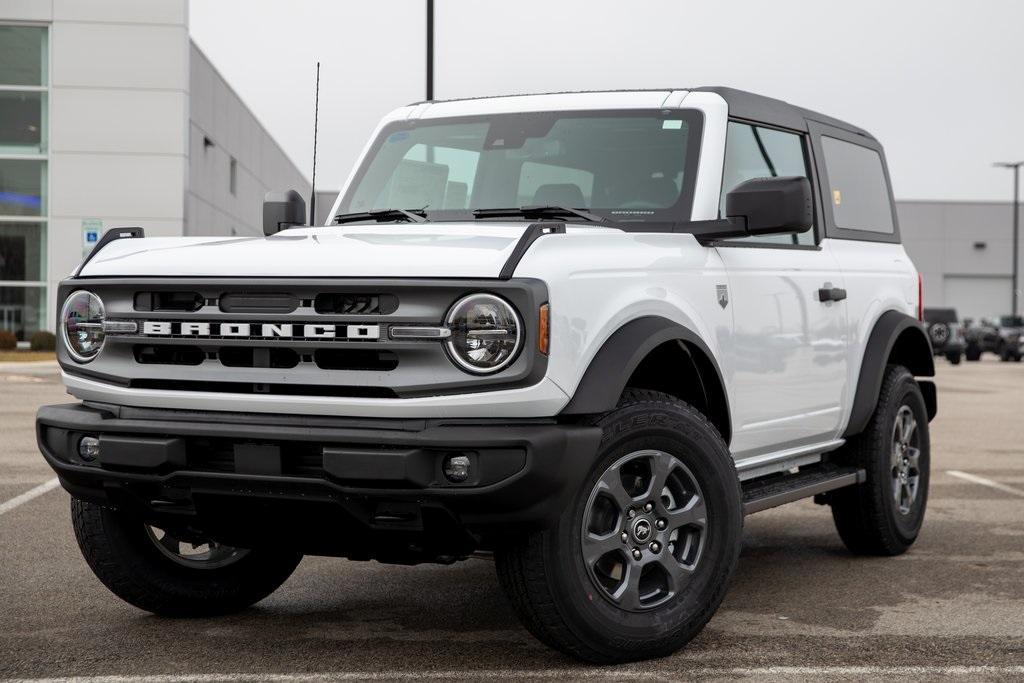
[[78, 436, 100, 461], [442, 454, 471, 483]]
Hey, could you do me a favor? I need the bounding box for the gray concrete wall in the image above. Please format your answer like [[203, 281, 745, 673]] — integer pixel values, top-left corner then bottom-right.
[[187, 42, 310, 237], [28, 0, 192, 328], [897, 200, 1020, 318]]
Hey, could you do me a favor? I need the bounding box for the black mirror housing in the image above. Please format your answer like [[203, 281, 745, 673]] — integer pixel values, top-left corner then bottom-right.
[[263, 190, 307, 236], [725, 176, 813, 236]]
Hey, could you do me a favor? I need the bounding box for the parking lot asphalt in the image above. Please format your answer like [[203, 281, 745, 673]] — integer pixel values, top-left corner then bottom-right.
[[1, 359, 1023, 682]]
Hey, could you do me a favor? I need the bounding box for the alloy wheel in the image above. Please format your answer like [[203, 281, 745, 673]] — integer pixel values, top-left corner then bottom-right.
[[891, 405, 922, 515], [581, 449, 707, 612], [145, 525, 249, 569]]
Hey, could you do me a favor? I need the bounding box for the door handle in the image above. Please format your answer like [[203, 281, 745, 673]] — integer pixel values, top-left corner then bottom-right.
[[818, 286, 847, 302]]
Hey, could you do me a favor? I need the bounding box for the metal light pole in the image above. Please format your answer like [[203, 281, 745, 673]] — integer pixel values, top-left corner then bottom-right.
[[995, 161, 1023, 315], [426, 0, 434, 101]]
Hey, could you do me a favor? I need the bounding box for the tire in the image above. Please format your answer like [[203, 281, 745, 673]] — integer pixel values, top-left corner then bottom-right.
[[965, 345, 982, 361], [928, 323, 950, 346], [495, 390, 742, 663], [829, 365, 929, 556], [72, 499, 302, 616], [946, 352, 961, 365]]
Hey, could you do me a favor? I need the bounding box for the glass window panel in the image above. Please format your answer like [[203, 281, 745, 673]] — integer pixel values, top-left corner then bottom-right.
[[340, 113, 699, 227], [821, 136, 895, 234], [0, 26, 48, 87], [0, 159, 46, 216], [0, 222, 46, 281], [518, 161, 594, 207], [0, 285, 45, 341], [720, 122, 815, 246], [0, 90, 46, 153]]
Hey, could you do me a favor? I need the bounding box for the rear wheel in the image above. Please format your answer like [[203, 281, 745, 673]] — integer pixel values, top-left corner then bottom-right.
[[72, 499, 302, 616], [945, 351, 961, 365], [495, 390, 742, 663], [829, 365, 929, 555]]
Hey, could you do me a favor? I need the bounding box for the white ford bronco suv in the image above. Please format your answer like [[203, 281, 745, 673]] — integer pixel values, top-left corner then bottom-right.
[[38, 87, 936, 663]]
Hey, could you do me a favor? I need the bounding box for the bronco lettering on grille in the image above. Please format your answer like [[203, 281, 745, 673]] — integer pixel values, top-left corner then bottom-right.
[[138, 321, 380, 340]]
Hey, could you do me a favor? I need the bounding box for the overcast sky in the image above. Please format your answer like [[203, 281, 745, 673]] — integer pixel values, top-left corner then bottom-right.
[[189, 0, 1024, 202]]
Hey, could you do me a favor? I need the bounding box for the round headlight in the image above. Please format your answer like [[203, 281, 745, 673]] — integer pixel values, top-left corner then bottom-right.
[[61, 290, 105, 362], [445, 294, 522, 374]]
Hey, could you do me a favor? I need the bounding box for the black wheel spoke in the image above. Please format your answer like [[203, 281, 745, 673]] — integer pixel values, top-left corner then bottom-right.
[[612, 563, 644, 611], [596, 472, 636, 510], [157, 530, 181, 554], [666, 495, 706, 531], [655, 554, 692, 594], [582, 530, 622, 567], [646, 451, 677, 500]]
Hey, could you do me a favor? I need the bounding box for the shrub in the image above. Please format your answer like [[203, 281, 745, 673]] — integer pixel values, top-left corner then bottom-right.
[[30, 330, 56, 352], [0, 330, 17, 350]]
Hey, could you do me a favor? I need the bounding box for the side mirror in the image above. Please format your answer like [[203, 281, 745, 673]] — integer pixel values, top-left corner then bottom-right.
[[725, 176, 813, 236], [263, 190, 306, 235]]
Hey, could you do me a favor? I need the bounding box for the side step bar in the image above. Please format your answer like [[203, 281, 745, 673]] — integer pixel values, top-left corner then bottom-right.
[[742, 463, 865, 515]]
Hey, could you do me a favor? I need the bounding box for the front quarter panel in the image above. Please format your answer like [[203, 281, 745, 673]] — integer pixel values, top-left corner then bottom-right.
[[515, 229, 732, 407]]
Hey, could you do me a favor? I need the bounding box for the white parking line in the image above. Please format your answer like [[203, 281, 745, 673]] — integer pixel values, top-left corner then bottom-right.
[[0, 477, 60, 516], [947, 470, 1024, 498], [7, 667, 1024, 682]]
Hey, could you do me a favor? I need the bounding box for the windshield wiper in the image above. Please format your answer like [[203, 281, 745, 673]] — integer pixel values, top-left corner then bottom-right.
[[333, 208, 427, 225], [472, 206, 607, 223]]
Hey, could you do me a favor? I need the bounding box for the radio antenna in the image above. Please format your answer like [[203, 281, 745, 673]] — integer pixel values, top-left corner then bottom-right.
[[309, 61, 320, 225]]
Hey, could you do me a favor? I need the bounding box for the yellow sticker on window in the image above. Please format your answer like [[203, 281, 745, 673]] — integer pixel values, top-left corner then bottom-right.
[[832, 189, 842, 206]]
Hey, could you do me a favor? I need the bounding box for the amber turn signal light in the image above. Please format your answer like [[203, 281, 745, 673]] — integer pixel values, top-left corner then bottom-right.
[[538, 303, 550, 355]]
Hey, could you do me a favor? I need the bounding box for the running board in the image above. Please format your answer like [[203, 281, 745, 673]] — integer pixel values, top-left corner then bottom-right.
[[742, 463, 865, 515]]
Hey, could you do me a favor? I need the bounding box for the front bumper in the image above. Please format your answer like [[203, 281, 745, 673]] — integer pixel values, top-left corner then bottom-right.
[[935, 339, 966, 355], [37, 402, 601, 562]]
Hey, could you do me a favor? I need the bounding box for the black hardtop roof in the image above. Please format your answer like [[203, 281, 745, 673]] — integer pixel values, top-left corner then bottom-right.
[[693, 87, 873, 139], [409, 86, 875, 140]]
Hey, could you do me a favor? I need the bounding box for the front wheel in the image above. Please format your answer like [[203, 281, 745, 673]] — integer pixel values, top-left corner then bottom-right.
[[829, 365, 930, 555], [72, 499, 302, 616], [495, 390, 742, 663]]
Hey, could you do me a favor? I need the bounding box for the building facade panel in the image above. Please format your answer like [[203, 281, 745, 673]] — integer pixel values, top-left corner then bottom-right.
[[49, 88, 187, 155], [52, 0, 188, 25], [49, 153, 187, 219], [50, 21, 188, 91]]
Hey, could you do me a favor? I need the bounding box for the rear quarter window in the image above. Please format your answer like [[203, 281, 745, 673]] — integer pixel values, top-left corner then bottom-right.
[[821, 136, 894, 234]]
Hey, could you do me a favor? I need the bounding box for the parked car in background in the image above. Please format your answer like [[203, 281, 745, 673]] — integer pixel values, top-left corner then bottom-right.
[[923, 308, 965, 364], [964, 315, 1024, 362]]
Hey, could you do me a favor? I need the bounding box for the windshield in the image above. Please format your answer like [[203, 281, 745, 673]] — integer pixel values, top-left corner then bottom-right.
[[336, 109, 704, 227], [999, 316, 1024, 327]]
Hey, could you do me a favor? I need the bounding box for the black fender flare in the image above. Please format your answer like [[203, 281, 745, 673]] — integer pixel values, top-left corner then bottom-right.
[[559, 316, 731, 441], [844, 310, 936, 438]]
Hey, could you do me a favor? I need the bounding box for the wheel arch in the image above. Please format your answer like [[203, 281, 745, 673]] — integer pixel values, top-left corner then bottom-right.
[[559, 316, 732, 445], [844, 310, 936, 438]]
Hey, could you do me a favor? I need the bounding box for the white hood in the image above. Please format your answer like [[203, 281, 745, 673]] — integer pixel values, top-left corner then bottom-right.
[[78, 223, 550, 279]]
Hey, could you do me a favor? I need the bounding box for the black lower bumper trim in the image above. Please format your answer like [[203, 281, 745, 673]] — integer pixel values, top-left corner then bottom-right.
[[37, 403, 601, 558]]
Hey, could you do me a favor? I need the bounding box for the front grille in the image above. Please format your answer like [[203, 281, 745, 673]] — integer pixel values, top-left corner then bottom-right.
[[219, 292, 299, 314], [60, 278, 546, 399], [129, 378, 398, 398], [314, 293, 398, 315], [314, 349, 398, 371], [134, 344, 204, 366], [219, 347, 300, 369], [134, 291, 205, 312]]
